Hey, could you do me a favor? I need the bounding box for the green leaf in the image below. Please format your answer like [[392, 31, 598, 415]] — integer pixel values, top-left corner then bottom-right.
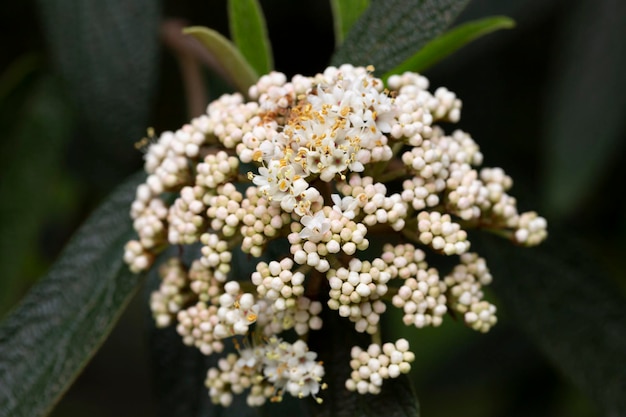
[[331, 0, 471, 74], [307, 310, 419, 417], [382, 16, 515, 80], [472, 231, 626, 416], [0, 173, 146, 417], [35, 0, 160, 188], [228, 0, 273, 75], [330, 0, 370, 47], [542, 0, 626, 217], [0, 54, 41, 105], [184, 26, 259, 96], [0, 75, 75, 316]]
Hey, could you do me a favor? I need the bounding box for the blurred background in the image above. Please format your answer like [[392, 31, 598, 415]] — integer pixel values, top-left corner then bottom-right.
[[1, 0, 624, 416]]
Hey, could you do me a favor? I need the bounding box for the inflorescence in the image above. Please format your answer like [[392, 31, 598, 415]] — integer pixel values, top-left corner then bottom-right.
[[124, 64, 547, 406]]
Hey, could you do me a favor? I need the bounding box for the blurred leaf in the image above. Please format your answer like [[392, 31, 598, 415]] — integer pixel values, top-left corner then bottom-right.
[[331, 0, 471, 74], [0, 75, 75, 316], [184, 26, 259, 96], [330, 0, 370, 47], [308, 310, 419, 417], [0, 54, 41, 105], [0, 173, 146, 417], [382, 16, 515, 80], [473, 231, 626, 416], [228, 0, 273, 75], [35, 0, 160, 188], [542, 0, 626, 216]]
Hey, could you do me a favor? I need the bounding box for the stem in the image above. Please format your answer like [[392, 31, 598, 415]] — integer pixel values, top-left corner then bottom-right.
[[369, 141, 406, 179], [371, 326, 382, 346], [400, 228, 422, 246], [306, 269, 326, 300], [314, 178, 333, 205], [377, 167, 409, 183], [161, 19, 208, 118], [456, 218, 516, 241]]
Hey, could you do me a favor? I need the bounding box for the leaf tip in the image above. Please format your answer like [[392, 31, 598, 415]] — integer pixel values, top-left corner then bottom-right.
[[494, 16, 516, 30]]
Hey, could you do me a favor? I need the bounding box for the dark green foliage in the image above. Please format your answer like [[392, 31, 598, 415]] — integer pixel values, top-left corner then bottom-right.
[[36, 0, 160, 189], [330, 0, 370, 46], [332, 0, 471, 73], [0, 73, 75, 316], [542, 0, 626, 216], [0, 174, 146, 417], [381, 16, 515, 80], [474, 231, 626, 416]]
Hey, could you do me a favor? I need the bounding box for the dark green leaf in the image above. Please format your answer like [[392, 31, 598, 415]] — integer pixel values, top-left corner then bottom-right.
[[184, 26, 259, 96], [0, 75, 75, 316], [331, 0, 471, 74], [542, 0, 626, 217], [382, 16, 515, 80], [308, 309, 419, 417], [472, 231, 626, 416], [35, 0, 160, 188], [228, 0, 273, 75], [0, 54, 41, 105], [0, 173, 146, 417], [330, 0, 370, 47]]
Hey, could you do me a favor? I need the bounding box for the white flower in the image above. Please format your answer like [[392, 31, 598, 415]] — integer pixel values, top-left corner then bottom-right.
[[299, 210, 330, 242], [279, 177, 309, 213], [331, 194, 358, 219]]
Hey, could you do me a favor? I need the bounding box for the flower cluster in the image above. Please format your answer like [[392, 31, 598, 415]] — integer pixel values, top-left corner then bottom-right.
[[124, 64, 547, 406], [205, 337, 325, 406]]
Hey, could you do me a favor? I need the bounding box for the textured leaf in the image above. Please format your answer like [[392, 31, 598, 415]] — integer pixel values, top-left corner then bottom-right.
[[382, 16, 515, 79], [542, 0, 626, 216], [331, 0, 471, 74], [35, 0, 160, 185], [0, 173, 146, 417], [330, 0, 370, 47], [308, 309, 419, 417], [228, 0, 273, 75], [473, 231, 626, 416], [184, 26, 259, 95]]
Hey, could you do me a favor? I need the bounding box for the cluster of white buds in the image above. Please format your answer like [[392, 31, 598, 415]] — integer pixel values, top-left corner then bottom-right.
[[149, 258, 191, 327], [327, 257, 390, 334], [346, 339, 415, 394], [126, 64, 547, 406], [387, 244, 448, 328], [444, 252, 497, 332]]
